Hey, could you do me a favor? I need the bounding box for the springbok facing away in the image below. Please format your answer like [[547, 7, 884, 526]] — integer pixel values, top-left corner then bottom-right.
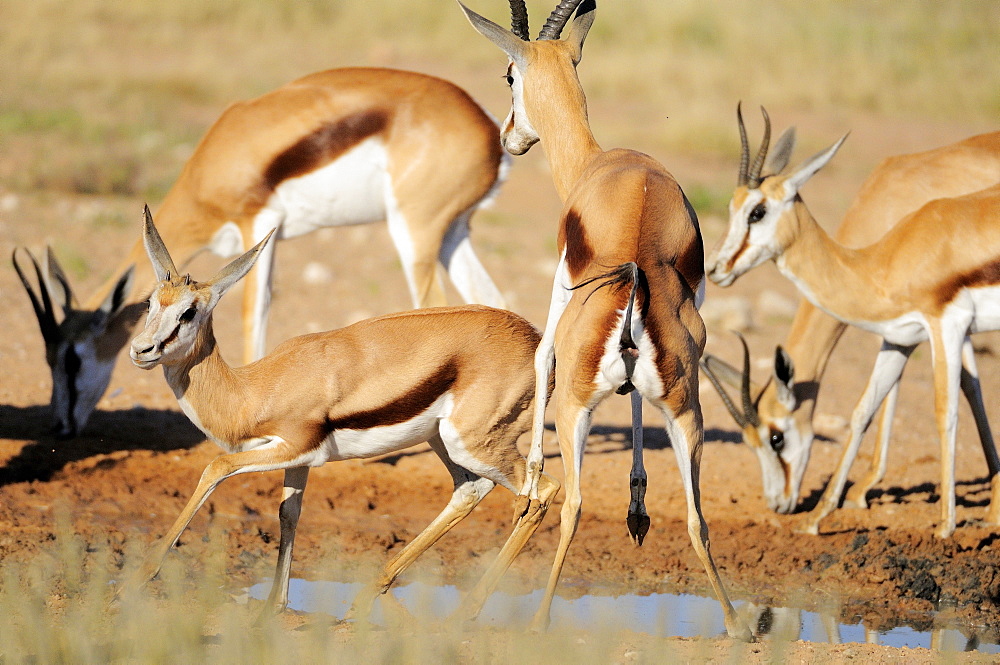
[[126, 208, 558, 618], [701, 126, 1000, 515], [706, 109, 1000, 538], [14, 67, 508, 439], [458, 0, 750, 640]]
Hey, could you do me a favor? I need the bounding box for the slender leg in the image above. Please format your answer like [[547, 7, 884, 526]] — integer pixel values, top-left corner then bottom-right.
[[516, 254, 572, 521], [456, 472, 561, 621], [127, 444, 309, 591], [438, 212, 506, 308], [930, 326, 964, 539], [264, 467, 310, 613], [241, 214, 282, 363], [663, 404, 752, 642], [347, 436, 495, 621], [958, 338, 1000, 524], [386, 204, 448, 308], [843, 383, 900, 509], [799, 342, 914, 535], [528, 400, 594, 633], [626, 390, 650, 545]]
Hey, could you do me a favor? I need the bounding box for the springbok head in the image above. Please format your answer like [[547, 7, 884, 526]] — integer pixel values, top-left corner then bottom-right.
[[458, 0, 596, 155], [13, 245, 135, 438], [706, 104, 848, 287], [131, 207, 273, 370], [701, 334, 810, 514]]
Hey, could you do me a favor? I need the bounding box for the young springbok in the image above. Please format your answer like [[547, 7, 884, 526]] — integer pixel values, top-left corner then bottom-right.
[[701, 126, 1000, 515], [14, 67, 508, 439], [706, 109, 1000, 538], [458, 0, 750, 639], [126, 207, 558, 617]]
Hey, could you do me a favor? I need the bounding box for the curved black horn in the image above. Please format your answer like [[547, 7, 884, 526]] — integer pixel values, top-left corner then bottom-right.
[[737, 102, 750, 187], [12, 248, 59, 343], [537, 0, 585, 40], [748, 106, 771, 187], [700, 356, 749, 429], [735, 332, 760, 428], [508, 0, 530, 40]]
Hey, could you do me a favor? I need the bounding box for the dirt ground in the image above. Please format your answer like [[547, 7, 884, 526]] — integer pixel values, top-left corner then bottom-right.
[[2, 110, 999, 661]]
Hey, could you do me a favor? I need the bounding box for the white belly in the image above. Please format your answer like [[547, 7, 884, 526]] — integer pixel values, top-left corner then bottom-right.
[[317, 392, 451, 463], [269, 137, 389, 239], [969, 285, 1000, 333]]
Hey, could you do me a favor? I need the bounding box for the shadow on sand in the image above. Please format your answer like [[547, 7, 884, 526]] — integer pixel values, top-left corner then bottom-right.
[[0, 403, 205, 486]]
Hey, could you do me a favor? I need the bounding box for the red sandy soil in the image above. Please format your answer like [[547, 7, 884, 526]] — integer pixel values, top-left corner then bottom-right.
[[2, 114, 999, 662]]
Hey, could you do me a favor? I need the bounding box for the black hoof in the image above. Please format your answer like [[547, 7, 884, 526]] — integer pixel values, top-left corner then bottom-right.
[[626, 512, 650, 546]]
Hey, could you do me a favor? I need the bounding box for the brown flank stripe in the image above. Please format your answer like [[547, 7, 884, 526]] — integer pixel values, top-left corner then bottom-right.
[[561, 207, 594, 277], [935, 257, 1000, 308], [263, 109, 390, 192], [325, 361, 458, 432]]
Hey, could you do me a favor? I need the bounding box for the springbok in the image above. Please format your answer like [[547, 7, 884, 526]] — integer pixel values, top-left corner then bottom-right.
[[706, 108, 1000, 538], [125, 207, 558, 618], [14, 67, 508, 439], [701, 126, 1000, 515], [458, 0, 750, 639]]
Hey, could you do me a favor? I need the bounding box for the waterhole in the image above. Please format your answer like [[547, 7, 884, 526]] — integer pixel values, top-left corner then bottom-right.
[[247, 579, 1000, 653]]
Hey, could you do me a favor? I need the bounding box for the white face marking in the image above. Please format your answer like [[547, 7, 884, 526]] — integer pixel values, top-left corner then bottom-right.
[[709, 189, 787, 286], [501, 61, 539, 155], [269, 137, 388, 238]]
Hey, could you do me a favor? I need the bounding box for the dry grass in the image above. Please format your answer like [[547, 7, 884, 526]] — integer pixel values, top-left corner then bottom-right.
[[0, 0, 996, 202]]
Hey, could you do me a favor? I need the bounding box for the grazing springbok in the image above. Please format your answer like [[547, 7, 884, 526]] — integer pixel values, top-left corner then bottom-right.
[[14, 67, 508, 439], [458, 0, 750, 640], [125, 207, 558, 617], [706, 108, 1000, 538], [701, 126, 1000, 514]]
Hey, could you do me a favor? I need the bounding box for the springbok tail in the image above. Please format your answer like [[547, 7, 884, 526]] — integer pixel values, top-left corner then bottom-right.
[[571, 262, 643, 394]]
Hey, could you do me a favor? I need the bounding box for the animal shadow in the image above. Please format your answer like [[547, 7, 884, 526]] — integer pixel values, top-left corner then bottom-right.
[[0, 403, 204, 485]]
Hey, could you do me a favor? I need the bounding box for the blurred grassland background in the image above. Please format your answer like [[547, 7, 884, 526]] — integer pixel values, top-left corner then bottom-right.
[[0, 0, 996, 206]]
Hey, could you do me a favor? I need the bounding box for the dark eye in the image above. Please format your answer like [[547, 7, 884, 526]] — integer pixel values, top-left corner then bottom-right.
[[748, 203, 767, 224], [179, 307, 197, 323], [769, 430, 785, 453], [504, 74, 514, 86]]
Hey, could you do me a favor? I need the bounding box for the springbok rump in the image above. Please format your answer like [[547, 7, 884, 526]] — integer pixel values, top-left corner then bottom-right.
[[458, 0, 750, 640], [14, 67, 508, 438]]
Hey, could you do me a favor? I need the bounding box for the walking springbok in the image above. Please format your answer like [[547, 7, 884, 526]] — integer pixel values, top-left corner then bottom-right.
[[458, 0, 750, 639], [706, 108, 1000, 538], [125, 207, 558, 618], [14, 67, 508, 439], [701, 127, 1000, 514]]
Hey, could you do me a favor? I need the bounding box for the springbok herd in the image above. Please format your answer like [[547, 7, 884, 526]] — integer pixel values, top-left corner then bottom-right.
[[11, 0, 1000, 640]]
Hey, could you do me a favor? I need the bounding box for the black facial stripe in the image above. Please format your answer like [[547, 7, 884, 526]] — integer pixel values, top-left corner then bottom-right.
[[64, 344, 81, 426]]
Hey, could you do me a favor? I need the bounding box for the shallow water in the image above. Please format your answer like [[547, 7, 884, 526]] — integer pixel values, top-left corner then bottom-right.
[[247, 578, 1000, 653]]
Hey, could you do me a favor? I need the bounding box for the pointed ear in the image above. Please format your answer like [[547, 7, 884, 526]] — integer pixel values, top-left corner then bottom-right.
[[774, 346, 796, 409], [785, 133, 848, 194], [458, 1, 529, 68], [764, 127, 796, 177], [98, 265, 135, 317], [142, 205, 179, 282], [563, 0, 595, 62], [12, 247, 59, 343], [44, 246, 75, 314], [209, 229, 276, 299]]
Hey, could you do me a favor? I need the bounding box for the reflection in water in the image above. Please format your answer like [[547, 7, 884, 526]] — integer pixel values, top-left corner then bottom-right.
[[247, 579, 999, 654]]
